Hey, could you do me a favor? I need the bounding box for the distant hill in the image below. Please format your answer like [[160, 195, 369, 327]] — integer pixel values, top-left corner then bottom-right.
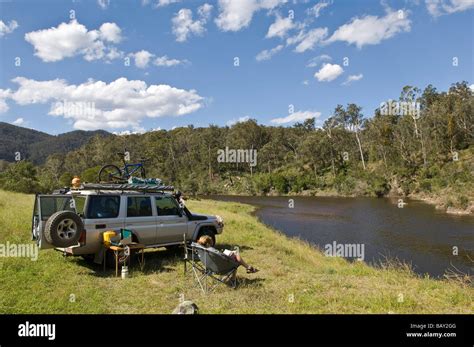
[[0, 122, 110, 164]]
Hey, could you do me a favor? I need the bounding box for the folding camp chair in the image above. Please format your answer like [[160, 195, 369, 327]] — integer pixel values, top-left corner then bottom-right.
[[184, 242, 240, 293]]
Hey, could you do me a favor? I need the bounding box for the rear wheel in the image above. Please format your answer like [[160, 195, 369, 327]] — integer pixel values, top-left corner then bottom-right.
[[98, 165, 123, 183]]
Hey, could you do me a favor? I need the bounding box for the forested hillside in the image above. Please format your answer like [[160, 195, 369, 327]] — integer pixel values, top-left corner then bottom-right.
[[0, 82, 472, 212], [0, 122, 110, 164]]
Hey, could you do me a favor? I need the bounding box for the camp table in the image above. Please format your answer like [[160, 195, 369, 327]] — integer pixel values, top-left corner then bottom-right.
[[103, 243, 146, 277]]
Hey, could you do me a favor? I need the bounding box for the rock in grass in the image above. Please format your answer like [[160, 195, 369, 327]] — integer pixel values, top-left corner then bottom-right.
[[172, 301, 199, 314]]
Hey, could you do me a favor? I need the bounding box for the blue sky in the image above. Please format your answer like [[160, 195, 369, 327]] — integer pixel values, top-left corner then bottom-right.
[[0, 0, 473, 134]]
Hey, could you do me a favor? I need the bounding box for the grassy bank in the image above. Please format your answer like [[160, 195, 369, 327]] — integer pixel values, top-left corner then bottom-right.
[[0, 190, 472, 314]]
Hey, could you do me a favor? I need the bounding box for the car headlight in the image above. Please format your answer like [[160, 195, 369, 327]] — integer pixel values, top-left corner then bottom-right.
[[216, 215, 224, 227]]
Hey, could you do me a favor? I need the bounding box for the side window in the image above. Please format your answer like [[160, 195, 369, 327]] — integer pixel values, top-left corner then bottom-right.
[[86, 196, 120, 219], [155, 196, 181, 216], [127, 197, 153, 217]]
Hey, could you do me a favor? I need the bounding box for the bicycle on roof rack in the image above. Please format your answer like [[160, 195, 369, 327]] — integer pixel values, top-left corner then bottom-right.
[[98, 151, 149, 183]]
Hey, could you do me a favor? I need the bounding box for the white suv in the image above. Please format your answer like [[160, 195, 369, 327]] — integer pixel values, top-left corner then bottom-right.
[[31, 188, 224, 263]]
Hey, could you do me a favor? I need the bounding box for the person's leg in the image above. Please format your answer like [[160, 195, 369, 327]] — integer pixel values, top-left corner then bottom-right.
[[234, 254, 250, 269]]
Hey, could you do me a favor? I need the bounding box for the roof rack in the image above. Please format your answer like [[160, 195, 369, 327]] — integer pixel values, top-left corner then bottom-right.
[[77, 183, 175, 193]]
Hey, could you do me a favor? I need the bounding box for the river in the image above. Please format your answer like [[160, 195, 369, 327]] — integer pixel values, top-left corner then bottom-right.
[[205, 195, 474, 278]]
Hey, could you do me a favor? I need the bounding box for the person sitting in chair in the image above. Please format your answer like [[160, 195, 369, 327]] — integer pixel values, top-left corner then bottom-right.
[[197, 235, 258, 274]]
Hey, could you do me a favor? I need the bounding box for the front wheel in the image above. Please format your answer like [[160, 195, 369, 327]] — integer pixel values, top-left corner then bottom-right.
[[98, 164, 123, 183]]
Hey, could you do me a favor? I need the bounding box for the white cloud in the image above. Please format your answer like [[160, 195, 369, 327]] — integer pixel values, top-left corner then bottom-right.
[[215, 0, 287, 32], [306, 54, 331, 67], [172, 4, 213, 42], [97, 0, 110, 9], [256, 44, 284, 61], [3, 77, 204, 131], [270, 110, 321, 124], [154, 55, 187, 67], [314, 63, 343, 82], [426, 0, 474, 16], [306, 1, 331, 17], [325, 9, 411, 48], [155, 0, 181, 7], [0, 89, 11, 112], [302, 80, 309, 85], [227, 116, 250, 126], [0, 20, 18, 37], [130, 50, 154, 68], [287, 27, 328, 53], [470, 84, 474, 91], [12, 117, 25, 125], [266, 15, 295, 38], [130, 50, 187, 68], [342, 73, 363, 86], [24, 20, 123, 62], [99, 22, 122, 43]]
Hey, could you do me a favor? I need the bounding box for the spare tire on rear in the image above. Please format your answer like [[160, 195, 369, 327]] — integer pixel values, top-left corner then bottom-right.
[[44, 211, 84, 247]]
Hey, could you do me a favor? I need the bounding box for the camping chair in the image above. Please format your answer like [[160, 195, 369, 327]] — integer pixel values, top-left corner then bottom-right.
[[184, 242, 240, 293]]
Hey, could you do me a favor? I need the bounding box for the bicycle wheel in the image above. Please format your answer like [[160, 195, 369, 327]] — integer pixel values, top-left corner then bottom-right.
[[98, 165, 123, 183], [140, 166, 146, 178]]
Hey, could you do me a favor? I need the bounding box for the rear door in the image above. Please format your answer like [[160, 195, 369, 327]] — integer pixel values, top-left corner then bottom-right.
[[155, 196, 188, 244], [124, 196, 157, 245], [33, 194, 75, 249]]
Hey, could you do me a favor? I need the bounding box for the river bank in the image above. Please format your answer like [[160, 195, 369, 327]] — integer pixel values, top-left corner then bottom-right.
[[0, 190, 472, 313]]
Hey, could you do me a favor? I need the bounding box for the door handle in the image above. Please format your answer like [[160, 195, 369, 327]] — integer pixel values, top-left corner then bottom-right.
[[95, 224, 106, 229]]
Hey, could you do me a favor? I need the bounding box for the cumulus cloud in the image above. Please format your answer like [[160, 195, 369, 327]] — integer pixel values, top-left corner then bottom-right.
[[215, 0, 287, 32], [2, 77, 204, 131], [266, 15, 295, 38], [154, 55, 187, 67], [155, 0, 181, 7], [342, 73, 363, 86], [426, 0, 474, 16], [0, 89, 11, 112], [287, 27, 328, 53], [227, 116, 250, 126], [130, 50, 154, 68], [306, 0, 331, 17], [256, 44, 284, 61], [129, 50, 187, 68], [270, 110, 321, 124], [306, 54, 332, 67], [97, 0, 110, 9], [99, 22, 122, 43], [0, 20, 18, 37], [325, 8, 411, 48], [172, 4, 213, 42], [24, 20, 123, 62], [314, 63, 343, 82], [12, 117, 25, 125]]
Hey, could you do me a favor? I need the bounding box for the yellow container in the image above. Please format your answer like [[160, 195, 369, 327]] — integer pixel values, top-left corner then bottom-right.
[[103, 231, 117, 246]]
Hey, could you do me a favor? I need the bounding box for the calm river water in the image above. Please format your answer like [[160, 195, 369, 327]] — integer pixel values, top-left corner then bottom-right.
[[206, 195, 474, 278]]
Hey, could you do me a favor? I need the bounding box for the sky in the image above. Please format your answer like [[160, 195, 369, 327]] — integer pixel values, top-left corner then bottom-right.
[[0, 0, 473, 135]]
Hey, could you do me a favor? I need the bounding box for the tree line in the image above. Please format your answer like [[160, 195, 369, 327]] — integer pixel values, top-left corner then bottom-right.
[[1, 81, 472, 210]]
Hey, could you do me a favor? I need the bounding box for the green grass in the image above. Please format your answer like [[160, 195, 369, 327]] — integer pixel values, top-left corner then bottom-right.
[[0, 190, 472, 314]]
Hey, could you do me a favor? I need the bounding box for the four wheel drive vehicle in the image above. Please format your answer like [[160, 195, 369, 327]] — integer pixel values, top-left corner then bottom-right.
[[31, 189, 224, 263]]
